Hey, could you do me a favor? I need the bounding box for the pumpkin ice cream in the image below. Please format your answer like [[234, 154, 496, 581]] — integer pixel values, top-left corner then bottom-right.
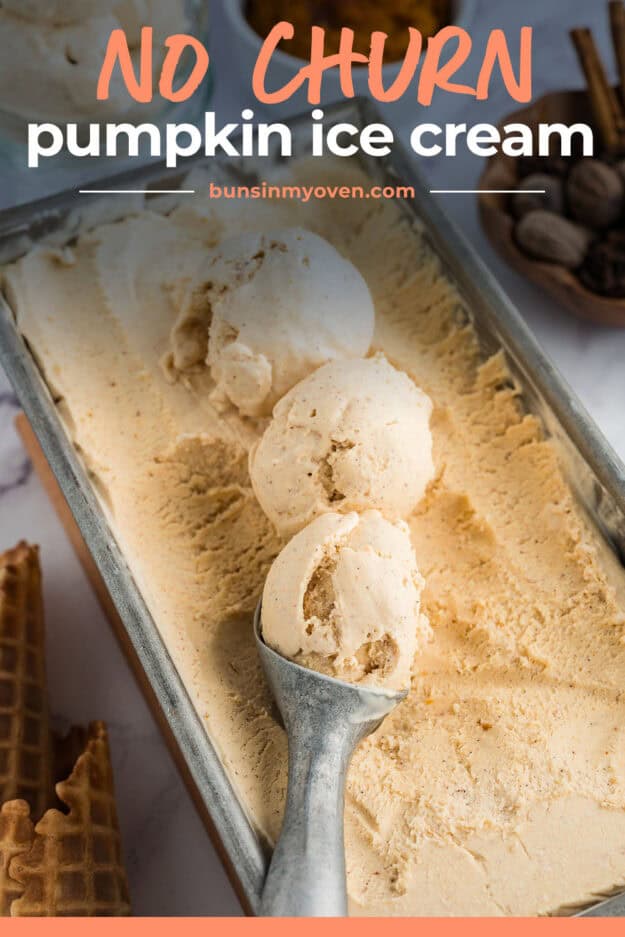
[[249, 354, 434, 535], [4, 158, 625, 916], [261, 510, 430, 691], [164, 228, 375, 418]]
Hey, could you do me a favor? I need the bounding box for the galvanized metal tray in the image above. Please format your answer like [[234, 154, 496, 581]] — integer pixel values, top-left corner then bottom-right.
[[1, 99, 625, 917]]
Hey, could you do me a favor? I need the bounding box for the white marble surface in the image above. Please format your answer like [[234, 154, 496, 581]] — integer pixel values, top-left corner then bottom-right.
[[1, 0, 625, 916]]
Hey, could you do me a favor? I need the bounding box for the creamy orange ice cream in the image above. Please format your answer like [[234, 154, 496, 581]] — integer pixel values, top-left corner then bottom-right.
[[164, 227, 375, 418], [262, 510, 430, 691], [250, 354, 434, 535], [5, 159, 625, 916]]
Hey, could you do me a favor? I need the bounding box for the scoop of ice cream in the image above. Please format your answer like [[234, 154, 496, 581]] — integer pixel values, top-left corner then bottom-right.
[[166, 228, 375, 418], [261, 511, 429, 691], [249, 355, 434, 536]]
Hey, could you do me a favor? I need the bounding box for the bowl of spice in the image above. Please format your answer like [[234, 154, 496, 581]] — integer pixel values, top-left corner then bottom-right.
[[478, 5, 625, 327], [223, 0, 476, 110]]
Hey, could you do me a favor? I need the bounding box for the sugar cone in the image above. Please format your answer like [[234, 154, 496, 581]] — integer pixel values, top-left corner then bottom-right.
[[0, 543, 52, 819], [9, 722, 131, 917], [0, 801, 33, 916]]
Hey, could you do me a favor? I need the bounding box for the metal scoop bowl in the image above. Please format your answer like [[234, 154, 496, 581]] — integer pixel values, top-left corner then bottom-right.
[[254, 601, 407, 917]]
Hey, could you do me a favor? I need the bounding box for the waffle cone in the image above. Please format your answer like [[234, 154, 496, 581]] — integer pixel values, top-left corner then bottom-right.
[[9, 722, 131, 917], [0, 801, 34, 916], [0, 543, 52, 819]]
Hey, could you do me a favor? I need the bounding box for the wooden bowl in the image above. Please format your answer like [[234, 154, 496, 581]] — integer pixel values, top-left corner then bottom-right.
[[478, 88, 625, 327]]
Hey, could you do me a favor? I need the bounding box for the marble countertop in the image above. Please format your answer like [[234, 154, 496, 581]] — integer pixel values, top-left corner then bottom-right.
[[1, 0, 625, 916]]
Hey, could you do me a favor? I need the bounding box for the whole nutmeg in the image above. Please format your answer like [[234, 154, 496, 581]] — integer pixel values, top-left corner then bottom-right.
[[511, 173, 564, 219], [566, 159, 624, 229], [579, 230, 625, 297], [515, 211, 592, 269], [518, 152, 569, 178]]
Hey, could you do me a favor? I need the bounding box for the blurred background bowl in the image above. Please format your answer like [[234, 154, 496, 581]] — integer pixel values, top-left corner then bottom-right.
[[478, 88, 625, 328], [0, 0, 212, 167]]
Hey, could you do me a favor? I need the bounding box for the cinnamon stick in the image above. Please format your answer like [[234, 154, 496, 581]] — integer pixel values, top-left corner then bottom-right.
[[571, 26, 625, 154], [609, 0, 625, 109]]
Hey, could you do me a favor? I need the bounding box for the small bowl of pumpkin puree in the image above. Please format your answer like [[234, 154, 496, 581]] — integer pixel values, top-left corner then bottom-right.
[[247, 0, 453, 62], [222, 0, 476, 111]]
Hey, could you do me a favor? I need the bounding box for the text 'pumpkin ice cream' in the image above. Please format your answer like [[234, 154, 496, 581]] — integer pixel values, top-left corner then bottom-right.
[[165, 228, 375, 418], [261, 511, 430, 691], [249, 354, 435, 535]]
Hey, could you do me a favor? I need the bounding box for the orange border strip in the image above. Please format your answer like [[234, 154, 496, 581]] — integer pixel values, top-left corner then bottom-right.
[[1, 921, 622, 933]]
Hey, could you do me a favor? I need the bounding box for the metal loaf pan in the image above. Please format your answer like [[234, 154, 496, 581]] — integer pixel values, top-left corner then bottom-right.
[[1, 100, 624, 917]]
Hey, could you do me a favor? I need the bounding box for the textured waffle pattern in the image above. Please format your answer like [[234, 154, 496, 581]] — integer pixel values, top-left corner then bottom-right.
[[0, 801, 33, 916], [0, 543, 51, 819], [10, 722, 131, 917]]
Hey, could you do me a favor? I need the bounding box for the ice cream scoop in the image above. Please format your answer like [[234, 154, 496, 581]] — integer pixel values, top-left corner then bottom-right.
[[254, 603, 406, 916], [261, 511, 430, 692], [249, 354, 434, 535], [167, 228, 375, 418]]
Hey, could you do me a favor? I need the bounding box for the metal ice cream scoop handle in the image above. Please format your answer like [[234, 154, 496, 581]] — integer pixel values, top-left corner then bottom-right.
[[253, 602, 406, 917]]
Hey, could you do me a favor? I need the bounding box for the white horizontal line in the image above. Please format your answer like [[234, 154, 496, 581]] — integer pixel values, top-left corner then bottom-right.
[[430, 189, 546, 194], [78, 189, 196, 195]]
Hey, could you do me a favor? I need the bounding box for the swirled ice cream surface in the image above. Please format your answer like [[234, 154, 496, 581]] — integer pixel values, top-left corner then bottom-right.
[[5, 160, 625, 916]]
